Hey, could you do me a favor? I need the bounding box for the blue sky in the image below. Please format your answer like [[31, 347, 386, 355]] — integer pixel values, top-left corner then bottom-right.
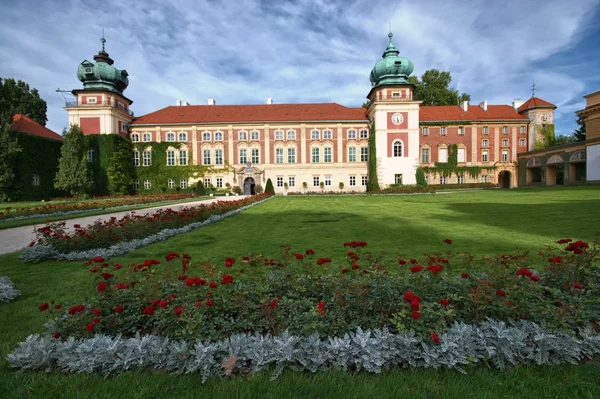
[[1, 0, 599, 136]]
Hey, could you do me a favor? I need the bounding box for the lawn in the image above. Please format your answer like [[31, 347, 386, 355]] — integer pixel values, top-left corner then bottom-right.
[[1, 186, 599, 398]]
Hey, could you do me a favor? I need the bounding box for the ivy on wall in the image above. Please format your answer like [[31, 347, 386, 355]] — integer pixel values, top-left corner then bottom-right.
[[535, 124, 556, 149], [421, 144, 496, 178], [366, 120, 380, 191]]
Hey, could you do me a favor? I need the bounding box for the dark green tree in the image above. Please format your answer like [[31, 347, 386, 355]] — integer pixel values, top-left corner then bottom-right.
[[0, 78, 48, 126], [195, 180, 207, 196], [554, 134, 578, 146], [54, 125, 91, 196], [366, 120, 380, 191], [408, 70, 470, 106], [0, 121, 22, 199], [265, 178, 275, 194], [573, 115, 586, 142], [106, 140, 136, 195], [415, 167, 427, 187]]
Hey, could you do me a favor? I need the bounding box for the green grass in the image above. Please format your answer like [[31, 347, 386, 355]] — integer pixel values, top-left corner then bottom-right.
[[1, 186, 600, 398]]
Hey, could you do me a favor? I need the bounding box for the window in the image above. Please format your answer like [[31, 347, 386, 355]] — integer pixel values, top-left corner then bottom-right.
[[143, 150, 151, 166], [349, 176, 356, 186], [167, 150, 175, 166], [180, 179, 188, 189], [361, 175, 368, 186], [32, 174, 40, 186], [441, 127, 447, 136], [393, 141, 403, 157], [178, 132, 187, 142], [250, 131, 259, 141], [360, 129, 369, 139], [86, 97, 97, 103], [440, 176, 447, 185], [131, 133, 139, 142], [215, 149, 223, 165], [275, 130, 284, 140], [311, 147, 320, 163], [348, 147, 357, 162], [287, 148, 296, 163], [202, 132, 211, 141], [502, 150, 509, 162], [520, 126, 526, 134], [168, 178, 174, 189], [360, 147, 368, 162], [519, 138, 526, 147], [287, 130, 296, 140], [204, 177, 211, 187], [395, 174, 403, 185], [133, 179, 139, 191], [482, 126, 489, 135], [87, 149, 94, 162], [251, 148, 259, 164], [438, 148, 448, 163], [482, 175, 489, 183], [324, 147, 332, 162], [277, 177, 283, 187], [348, 129, 357, 139], [503, 126, 508, 134], [311, 130, 320, 140], [457, 148, 465, 163], [166, 132, 175, 142], [144, 179, 151, 190], [457, 175, 464, 184], [502, 139, 509, 147], [239, 149, 247, 164], [482, 139, 489, 147], [323, 130, 332, 139], [458, 126, 464, 135], [216, 178, 223, 188], [482, 150, 489, 162], [179, 150, 187, 166], [288, 176, 295, 187], [275, 148, 283, 164], [422, 127, 429, 136], [239, 131, 247, 141], [421, 148, 429, 163], [313, 176, 320, 187], [215, 132, 223, 141], [143, 133, 151, 142], [133, 150, 140, 166], [325, 175, 331, 186], [425, 175, 429, 183], [203, 149, 211, 165]]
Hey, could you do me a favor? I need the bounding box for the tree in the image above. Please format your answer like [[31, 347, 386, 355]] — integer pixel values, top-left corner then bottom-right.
[[416, 167, 427, 187], [0, 121, 22, 200], [264, 178, 275, 194], [408, 70, 470, 106], [54, 125, 91, 196], [106, 140, 136, 195], [195, 180, 207, 196], [366, 120, 380, 191], [0, 78, 48, 126], [573, 115, 586, 142]]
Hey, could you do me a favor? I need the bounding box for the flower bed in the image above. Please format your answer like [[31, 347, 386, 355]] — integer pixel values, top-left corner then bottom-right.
[[0, 193, 197, 223], [20, 194, 272, 263], [0, 277, 20, 303]]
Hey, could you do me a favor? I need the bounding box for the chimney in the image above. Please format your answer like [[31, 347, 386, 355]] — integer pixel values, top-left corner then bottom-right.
[[176, 99, 181, 106], [459, 101, 469, 111], [182, 101, 189, 106], [208, 98, 216, 105], [512, 98, 525, 110], [266, 98, 273, 105], [479, 100, 488, 111]]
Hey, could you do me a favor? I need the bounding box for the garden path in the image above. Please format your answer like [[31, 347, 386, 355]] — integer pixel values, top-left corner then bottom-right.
[[0, 196, 248, 255]]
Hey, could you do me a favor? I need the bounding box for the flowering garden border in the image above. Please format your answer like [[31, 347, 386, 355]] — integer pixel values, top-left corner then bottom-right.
[[0, 276, 20, 304]]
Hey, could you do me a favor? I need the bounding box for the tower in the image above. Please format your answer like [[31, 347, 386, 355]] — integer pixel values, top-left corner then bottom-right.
[[517, 95, 556, 151], [65, 36, 134, 137], [366, 32, 421, 186]]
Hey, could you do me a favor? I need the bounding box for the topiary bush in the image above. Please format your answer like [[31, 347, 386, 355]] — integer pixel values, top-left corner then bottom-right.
[[194, 181, 206, 196], [265, 178, 275, 194]]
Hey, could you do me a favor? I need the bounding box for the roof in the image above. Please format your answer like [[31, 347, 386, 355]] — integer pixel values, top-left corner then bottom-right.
[[420, 105, 529, 122], [131, 103, 368, 125], [517, 97, 556, 112], [12, 114, 63, 141]]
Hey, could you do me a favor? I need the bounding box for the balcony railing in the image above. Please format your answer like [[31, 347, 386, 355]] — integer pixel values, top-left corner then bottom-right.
[[64, 100, 134, 116]]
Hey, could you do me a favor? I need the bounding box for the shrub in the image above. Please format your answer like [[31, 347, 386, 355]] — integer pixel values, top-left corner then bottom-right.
[[265, 178, 275, 194], [339, 182, 344, 190], [416, 167, 427, 187], [254, 184, 263, 194], [194, 181, 206, 196], [0, 276, 20, 303], [232, 186, 242, 195]]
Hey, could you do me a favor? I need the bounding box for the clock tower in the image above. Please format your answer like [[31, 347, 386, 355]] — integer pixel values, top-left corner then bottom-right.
[[366, 32, 421, 186]]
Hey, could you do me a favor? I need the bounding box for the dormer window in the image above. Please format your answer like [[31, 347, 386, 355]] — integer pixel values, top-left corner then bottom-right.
[[84, 67, 93, 74]]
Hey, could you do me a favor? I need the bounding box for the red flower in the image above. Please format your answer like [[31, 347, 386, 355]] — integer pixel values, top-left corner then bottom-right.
[[54, 305, 62, 310], [92, 317, 101, 324], [530, 275, 540, 282], [573, 283, 583, 290], [114, 283, 130, 290], [209, 281, 217, 289], [294, 253, 304, 260], [398, 258, 407, 265], [53, 332, 61, 339], [431, 332, 441, 344], [168, 294, 177, 299], [205, 300, 213, 307], [39, 302, 49, 311], [496, 289, 506, 297], [221, 274, 235, 285], [113, 263, 122, 270], [341, 269, 348, 274], [194, 301, 203, 307], [91, 307, 101, 316], [443, 238, 452, 245], [403, 292, 416, 303], [143, 305, 155, 315], [178, 275, 188, 281], [85, 322, 95, 331], [410, 300, 420, 311], [461, 272, 469, 279], [93, 256, 105, 263], [410, 258, 418, 264], [100, 272, 114, 280], [439, 299, 449, 308], [114, 305, 124, 313], [516, 268, 533, 277], [410, 265, 423, 273], [305, 249, 315, 255], [68, 305, 85, 315], [158, 300, 169, 308], [565, 240, 589, 254], [548, 256, 562, 264], [351, 263, 360, 270], [317, 301, 326, 314], [412, 311, 421, 320], [427, 265, 443, 274], [556, 238, 572, 244], [97, 281, 108, 292], [165, 251, 180, 261], [269, 300, 278, 309], [174, 306, 183, 316]]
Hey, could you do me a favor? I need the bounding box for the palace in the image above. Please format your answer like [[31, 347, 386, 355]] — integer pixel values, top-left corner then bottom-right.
[[63, 34, 562, 195]]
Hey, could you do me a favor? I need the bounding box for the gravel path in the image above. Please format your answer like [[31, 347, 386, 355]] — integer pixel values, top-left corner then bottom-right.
[[0, 196, 248, 255]]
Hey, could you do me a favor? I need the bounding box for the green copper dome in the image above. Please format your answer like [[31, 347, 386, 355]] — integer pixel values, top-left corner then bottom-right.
[[369, 32, 414, 88], [77, 38, 129, 94]]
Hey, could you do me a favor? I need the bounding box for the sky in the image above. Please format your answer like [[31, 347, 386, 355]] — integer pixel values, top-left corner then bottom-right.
[[1, 0, 599, 136]]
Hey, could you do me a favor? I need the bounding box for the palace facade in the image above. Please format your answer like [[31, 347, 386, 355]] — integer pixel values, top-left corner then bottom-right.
[[65, 34, 559, 194]]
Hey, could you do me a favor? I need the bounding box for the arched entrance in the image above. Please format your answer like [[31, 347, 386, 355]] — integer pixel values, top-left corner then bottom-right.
[[498, 171, 511, 188], [243, 177, 256, 195]]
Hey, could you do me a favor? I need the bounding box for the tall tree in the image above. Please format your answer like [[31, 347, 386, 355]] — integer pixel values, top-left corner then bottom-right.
[[54, 125, 91, 197], [0, 78, 48, 126], [408, 70, 470, 106], [573, 115, 586, 142], [106, 139, 136, 195], [0, 121, 22, 200]]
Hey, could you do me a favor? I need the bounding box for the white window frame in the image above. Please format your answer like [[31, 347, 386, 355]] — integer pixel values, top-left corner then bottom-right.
[[348, 147, 357, 162], [203, 149, 211, 165], [502, 139, 509, 147], [143, 133, 151, 142], [168, 178, 174, 189], [144, 179, 151, 190], [440, 176, 447, 185], [143, 150, 151, 166], [131, 133, 140, 142], [360, 147, 368, 162], [215, 132, 223, 141], [275, 148, 283, 164], [519, 138, 526, 147], [482, 175, 489, 183], [311, 147, 320, 163], [458, 126, 464, 135], [133, 150, 140, 166], [325, 175, 331, 186], [133, 179, 139, 190], [347, 129, 357, 139], [422, 127, 429, 136], [457, 175, 465, 184], [216, 178, 223, 188], [361, 175, 368, 186], [502, 150, 509, 162], [421, 148, 429, 163], [167, 150, 175, 166], [288, 176, 295, 187], [440, 127, 447, 136], [251, 148, 259, 164], [87, 149, 94, 163], [178, 132, 187, 142], [179, 150, 187, 166], [392, 141, 403, 158], [250, 131, 259, 141], [520, 126, 526, 134], [276, 177, 284, 187], [86, 97, 97, 104], [287, 130, 296, 140], [482, 126, 489, 135], [324, 147, 332, 163], [360, 129, 369, 139], [323, 130, 332, 139], [166, 132, 175, 142], [204, 177, 211, 188], [482, 139, 489, 147], [239, 131, 248, 141], [457, 148, 466, 163], [32, 174, 40, 186], [180, 179, 188, 189], [287, 148, 296, 163], [215, 149, 223, 165], [503, 126, 509, 134], [239, 148, 247, 164], [313, 176, 320, 187], [349, 176, 356, 186], [438, 148, 448, 163], [275, 130, 284, 140], [202, 132, 211, 141], [311, 130, 320, 140], [482, 150, 489, 162]]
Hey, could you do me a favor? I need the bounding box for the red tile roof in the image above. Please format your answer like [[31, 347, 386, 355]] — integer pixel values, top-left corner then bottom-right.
[[420, 105, 528, 122], [517, 97, 556, 112], [12, 114, 63, 141], [131, 103, 368, 125]]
